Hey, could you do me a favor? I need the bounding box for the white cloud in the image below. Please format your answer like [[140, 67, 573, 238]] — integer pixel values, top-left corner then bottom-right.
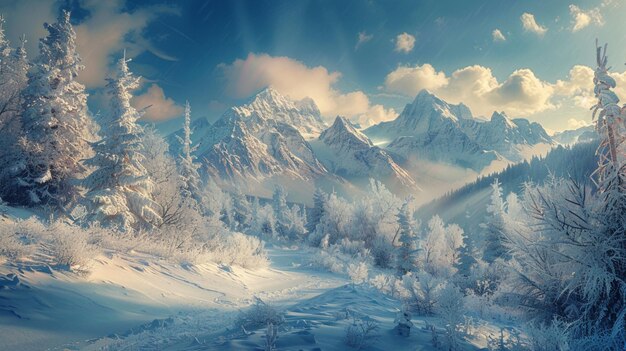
[[567, 118, 591, 129], [520, 12, 547, 36], [131, 84, 184, 121], [383, 64, 448, 97], [74, 0, 179, 88], [219, 53, 373, 119], [355, 31, 373, 50], [394, 32, 416, 53], [492, 29, 506, 42], [569, 4, 604, 32], [354, 105, 398, 128], [383, 64, 555, 117]]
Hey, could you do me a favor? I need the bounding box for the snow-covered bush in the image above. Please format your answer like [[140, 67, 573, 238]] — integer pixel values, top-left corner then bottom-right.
[[264, 322, 278, 351], [0, 219, 37, 260], [309, 248, 345, 274], [402, 271, 446, 315], [215, 232, 268, 269], [344, 316, 379, 349], [524, 319, 570, 351], [436, 284, 466, 351], [235, 298, 284, 332], [348, 261, 369, 287], [48, 221, 97, 272]]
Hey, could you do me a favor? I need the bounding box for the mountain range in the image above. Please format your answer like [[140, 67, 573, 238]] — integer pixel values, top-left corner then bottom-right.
[[169, 87, 567, 201]]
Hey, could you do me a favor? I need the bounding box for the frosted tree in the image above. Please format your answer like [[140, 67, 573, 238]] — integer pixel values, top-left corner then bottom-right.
[[272, 185, 289, 235], [231, 189, 251, 230], [0, 20, 29, 202], [419, 215, 463, 278], [396, 201, 418, 276], [83, 54, 160, 230], [306, 188, 327, 233], [482, 179, 509, 263], [591, 41, 626, 230], [16, 11, 95, 207], [176, 101, 202, 207]]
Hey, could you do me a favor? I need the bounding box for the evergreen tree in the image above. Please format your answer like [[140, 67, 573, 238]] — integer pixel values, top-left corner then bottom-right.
[[231, 189, 251, 229], [83, 54, 160, 230], [482, 179, 508, 263], [176, 101, 202, 206], [306, 188, 327, 233], [272, 185, 289, 234], [0, 19, 29, 202], [591, 41, 626, 230], [16, 10, 95, 206], [396, 201, 418, 276], [454, 230, 477, 277]]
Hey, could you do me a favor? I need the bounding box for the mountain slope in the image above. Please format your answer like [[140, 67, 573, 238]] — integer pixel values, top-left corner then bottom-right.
[[311, 116, 419, 192], [417, 140, 598, 235]]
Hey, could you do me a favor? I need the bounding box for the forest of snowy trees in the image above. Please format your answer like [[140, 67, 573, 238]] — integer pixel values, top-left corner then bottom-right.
[[0, 11, 625, 351]]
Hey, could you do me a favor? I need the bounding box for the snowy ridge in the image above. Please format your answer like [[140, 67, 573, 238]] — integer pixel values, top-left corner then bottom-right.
[[313, 116, 419, 192], [364, 90, 554, 170], [197, 89, 328, 183]]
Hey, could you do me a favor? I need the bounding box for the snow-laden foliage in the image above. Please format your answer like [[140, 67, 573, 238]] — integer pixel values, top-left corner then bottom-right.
[[482, 179, 510, 263], [235, 297, 284, 332], [176, 101, 202, 208], [0, 18, 29, 203], [395, 200, 419, 275], [84, 54, 160, 231], [16, 11, 95, 207], [418, 215, 463, 278]]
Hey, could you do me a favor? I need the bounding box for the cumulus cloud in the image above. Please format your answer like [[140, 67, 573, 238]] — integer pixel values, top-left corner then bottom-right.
[[74, 0, 179, 88], [383, 64, 555, 117], [131, 84, 184, 121], [219, 53, 375, 119], [353, 105, 398, 128], [521, 12, 547, 36], [569, 4, 604, 32], [355, 31, 373, 50], [384, 64, 449, 97], [492, 29, 506, 42], [394, 33, 416, 53]]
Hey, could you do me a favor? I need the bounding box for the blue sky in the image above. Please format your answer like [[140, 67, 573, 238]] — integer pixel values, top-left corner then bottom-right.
[[1, 0, 625, 133]]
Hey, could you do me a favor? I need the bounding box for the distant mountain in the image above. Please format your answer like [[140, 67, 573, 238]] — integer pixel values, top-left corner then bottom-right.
[[364, 90, 554, 170], [311, 116, 419, 192], [553, 125, 597, 145]]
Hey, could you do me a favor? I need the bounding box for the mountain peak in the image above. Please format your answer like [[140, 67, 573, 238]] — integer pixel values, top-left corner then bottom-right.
[[321, 116, 373, 148], [489, 111, 516, 129]]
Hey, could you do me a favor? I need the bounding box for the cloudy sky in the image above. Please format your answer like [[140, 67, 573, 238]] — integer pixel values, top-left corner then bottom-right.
[[1, 0, 625, 133]]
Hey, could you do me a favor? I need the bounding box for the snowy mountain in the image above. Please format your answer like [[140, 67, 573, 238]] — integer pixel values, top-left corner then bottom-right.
[[311, 116, 419, 192], [364, 90, 554, 170], [231, 86, 327, 136], [364, 90, 502, 171], [552, 125, 597, 145], [197, 102, 328, 183]]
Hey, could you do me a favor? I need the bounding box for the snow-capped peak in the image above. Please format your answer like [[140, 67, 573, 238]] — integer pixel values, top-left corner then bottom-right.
[[320, 116, 373, 149], [235, 86, 327, 135]]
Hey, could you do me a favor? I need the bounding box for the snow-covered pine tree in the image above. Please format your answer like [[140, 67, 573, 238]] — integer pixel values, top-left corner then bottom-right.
[[591, 41, 626, 230], [0, 20, 29, 202], [395, 201, 418, 276], [272, 185, 289, 235], [176, 101, 202, 207], [306, 188, 327, 233], [16, 10, 95, 207], [231, 189, 251, 230], [83, 53, 161, 230], [482, 179, 509, 263]]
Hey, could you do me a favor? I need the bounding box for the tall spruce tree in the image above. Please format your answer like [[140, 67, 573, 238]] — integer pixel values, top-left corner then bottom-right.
[[17, 10, 94, 207], [83, 53, 160, 230]]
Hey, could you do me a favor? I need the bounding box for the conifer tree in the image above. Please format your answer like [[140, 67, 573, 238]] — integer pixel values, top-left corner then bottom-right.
[[306, 188, 327, 233], [17, 11, 95, 206], [83, 53, 160, 230], [396, 201, 418, 276], [482, 179, 508, 263], [176, 101, 202, 206]]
